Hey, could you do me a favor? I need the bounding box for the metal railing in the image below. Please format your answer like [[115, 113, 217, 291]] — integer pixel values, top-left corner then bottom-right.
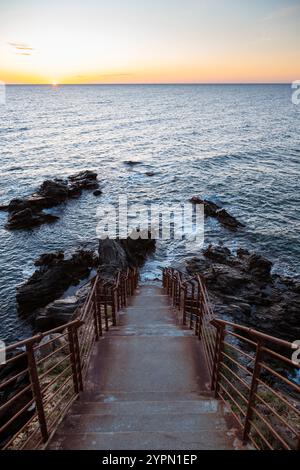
[[0, 267, 138, 450], [162, 267, 300, 450]]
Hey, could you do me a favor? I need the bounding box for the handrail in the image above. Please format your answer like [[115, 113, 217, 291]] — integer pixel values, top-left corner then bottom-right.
[[162, 267, 300, 451], [0, 266, 139, 450]]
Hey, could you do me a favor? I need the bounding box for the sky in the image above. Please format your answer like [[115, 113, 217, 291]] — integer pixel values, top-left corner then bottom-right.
[[0, 0, 299, 84]]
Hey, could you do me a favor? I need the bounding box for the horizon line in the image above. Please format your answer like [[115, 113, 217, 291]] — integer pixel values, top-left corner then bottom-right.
[[4, 82, 292, 86]]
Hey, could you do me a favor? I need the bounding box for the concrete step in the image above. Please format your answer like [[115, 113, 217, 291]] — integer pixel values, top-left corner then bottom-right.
[[49, 429, 231, 450], [81, 391, 214, 402], [71, 399, 221, 415], [55, 411, 226, 434]]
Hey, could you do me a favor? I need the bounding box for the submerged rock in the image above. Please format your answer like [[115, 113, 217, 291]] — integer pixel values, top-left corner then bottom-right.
[[186, 245, 300, 342], [189, 196, 245, 230]]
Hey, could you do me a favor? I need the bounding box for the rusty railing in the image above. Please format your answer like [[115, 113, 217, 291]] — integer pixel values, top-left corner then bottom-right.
[[162, 267, 300, 450], [0, 267, 138, 450]]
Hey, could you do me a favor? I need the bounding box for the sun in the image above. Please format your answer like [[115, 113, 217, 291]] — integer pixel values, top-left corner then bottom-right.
[[52, 81, 58, 86]]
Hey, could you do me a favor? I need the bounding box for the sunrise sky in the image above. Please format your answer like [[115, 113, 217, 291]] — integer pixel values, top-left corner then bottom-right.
[[0, 0, 300, 84]]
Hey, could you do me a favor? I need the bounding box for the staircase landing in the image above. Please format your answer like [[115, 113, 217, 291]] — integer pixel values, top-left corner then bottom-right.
[[48, 286, 234, 450]]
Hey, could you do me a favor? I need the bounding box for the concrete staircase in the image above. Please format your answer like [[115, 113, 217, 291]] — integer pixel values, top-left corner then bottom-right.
[[48, 286, 233, 450]]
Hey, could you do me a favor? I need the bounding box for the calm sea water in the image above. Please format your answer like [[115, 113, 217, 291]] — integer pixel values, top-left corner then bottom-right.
[[0, 84, 299, 342]]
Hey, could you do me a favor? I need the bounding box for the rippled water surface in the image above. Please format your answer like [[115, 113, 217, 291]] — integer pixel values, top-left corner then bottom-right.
[[0, 84, 299, 342]]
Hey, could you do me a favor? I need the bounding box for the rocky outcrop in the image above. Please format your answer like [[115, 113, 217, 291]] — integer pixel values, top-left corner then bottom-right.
[[16, 249, 98, 314], [1, 170, 100, 230], [189, 196, 245, 231], [186, 245, 300, 342], [98, 231, 156, 280], [18, 234, 156, 331]]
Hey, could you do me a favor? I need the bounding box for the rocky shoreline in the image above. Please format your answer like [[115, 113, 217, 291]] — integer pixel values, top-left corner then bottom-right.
[[16, 233, 155, 332], [185, 244, 300, 343]]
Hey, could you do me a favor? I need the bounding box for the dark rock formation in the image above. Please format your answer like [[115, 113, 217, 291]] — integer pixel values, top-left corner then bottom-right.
[[93, 189, 102, 196], [185, 245, 300, 342], [189, 196, 245, 230], [2, 170, 100, 230], [98, 230, 156, 280], [6, 208, 59, 230], [16, 249, 98, 314]]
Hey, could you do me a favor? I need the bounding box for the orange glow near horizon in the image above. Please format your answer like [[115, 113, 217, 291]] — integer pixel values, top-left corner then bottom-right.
[[1, 1, 300, 85]]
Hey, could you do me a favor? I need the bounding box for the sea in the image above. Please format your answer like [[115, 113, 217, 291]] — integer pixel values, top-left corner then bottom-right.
[[0, 84, 299, 342]]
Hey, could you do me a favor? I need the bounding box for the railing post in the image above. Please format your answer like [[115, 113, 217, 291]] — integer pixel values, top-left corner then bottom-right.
[[111, 286, 117, 326], [104, 285, 109, 331], [96, 282, 103, 336], [26, 342, 49, 443], [73, 323, 83, 391], [68, 324, 81, 394], [197, 291, 204, 340], [182, 286, 187, 325], [242, 340, 263, 443], [92, 293, 99, 341], [211, 324, 225, 397]]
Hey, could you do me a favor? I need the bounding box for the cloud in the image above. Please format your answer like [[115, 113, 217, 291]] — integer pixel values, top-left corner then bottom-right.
[[8, 42, 35, 56]]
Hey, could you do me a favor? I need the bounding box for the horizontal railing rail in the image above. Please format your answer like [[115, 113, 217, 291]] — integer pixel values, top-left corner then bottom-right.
[[0, 267, 139, 450], [162, 267, 300, 450]]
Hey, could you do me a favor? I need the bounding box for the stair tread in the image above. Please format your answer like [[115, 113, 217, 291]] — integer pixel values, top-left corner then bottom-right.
[[71, 399, 220, 415], [48, 429, 231, 450], [55, 411, 227, 434]]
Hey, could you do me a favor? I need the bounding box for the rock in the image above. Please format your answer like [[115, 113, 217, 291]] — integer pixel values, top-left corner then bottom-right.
[[123, 161, 142, 166], [5, 208, 59, 230], [216, 208, 245, 230], [189, 196, 244, 230], [185, 244, 300, 342], [145, 171, 155, 177], [36, 333, 69, 359], [247, 254, 272, 279], [16, 249, 98, 314], [68, 170, 97, 182], [34, 251, 64, 267], [98, 239, 128, 279], [93, 189, 102, 196], [35, 281, 92, 331], [98, 231, 156, 279], [2, 170, 99, 230], [203, 244, 232, 264], [120, 229, 156, 267], [37, 179, 69, 204]]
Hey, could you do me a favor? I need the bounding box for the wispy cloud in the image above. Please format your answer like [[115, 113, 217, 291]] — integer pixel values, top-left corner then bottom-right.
[[8, 42, 35, 56]]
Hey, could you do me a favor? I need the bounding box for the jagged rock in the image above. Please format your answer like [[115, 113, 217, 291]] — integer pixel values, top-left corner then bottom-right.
[[189, 196, 244, 230], [185, 245, 300, 342], [120, 230, 156, 267], [6, 208, 59, 230], [34, 251, 64, 266], [2, 170, 100, 230], [36, 333, 69, 359], [98, 231, 156, 279], [247, 254, 272, 279], [16, 249, 98, 314], [93, 189, 102, 196], [35, 281, 92, 331]]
